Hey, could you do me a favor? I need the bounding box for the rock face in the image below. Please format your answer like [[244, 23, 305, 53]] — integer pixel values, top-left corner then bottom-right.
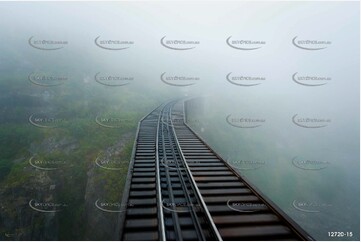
[[29, 137, 78, 155], [0, 132, 132, 240], [83, 133, 132, 240], [0, 170, 60, 240], [83, 164, 120, 240], [0, 137, 78, 241]]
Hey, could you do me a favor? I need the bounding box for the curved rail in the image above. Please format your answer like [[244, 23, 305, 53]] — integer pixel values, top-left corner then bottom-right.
[[119, 100, 314, 241], [169, 103, 223, 241]]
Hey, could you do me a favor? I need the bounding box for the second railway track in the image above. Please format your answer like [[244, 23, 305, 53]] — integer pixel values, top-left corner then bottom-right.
[[118, 100, 314, 241]]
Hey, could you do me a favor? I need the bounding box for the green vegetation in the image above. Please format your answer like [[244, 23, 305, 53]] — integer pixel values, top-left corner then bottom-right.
[[0, 71, 168, 240]]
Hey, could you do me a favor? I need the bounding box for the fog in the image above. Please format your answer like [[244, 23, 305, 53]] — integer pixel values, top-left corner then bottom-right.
[[0, 1, 359, 240]]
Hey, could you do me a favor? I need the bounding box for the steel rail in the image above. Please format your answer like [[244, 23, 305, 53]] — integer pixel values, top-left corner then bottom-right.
[[162, 103, 207, 240], [118, 104, 164, 240], [181, 99, 314, 241], [156, 105, 167, 241], [169, 104, 223, 241]]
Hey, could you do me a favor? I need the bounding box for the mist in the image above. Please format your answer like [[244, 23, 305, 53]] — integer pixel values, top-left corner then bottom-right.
[[0, 1, 359, 241]]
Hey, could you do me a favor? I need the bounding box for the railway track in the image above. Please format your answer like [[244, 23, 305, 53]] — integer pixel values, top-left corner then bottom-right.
[[118, 100, 314, 241]]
